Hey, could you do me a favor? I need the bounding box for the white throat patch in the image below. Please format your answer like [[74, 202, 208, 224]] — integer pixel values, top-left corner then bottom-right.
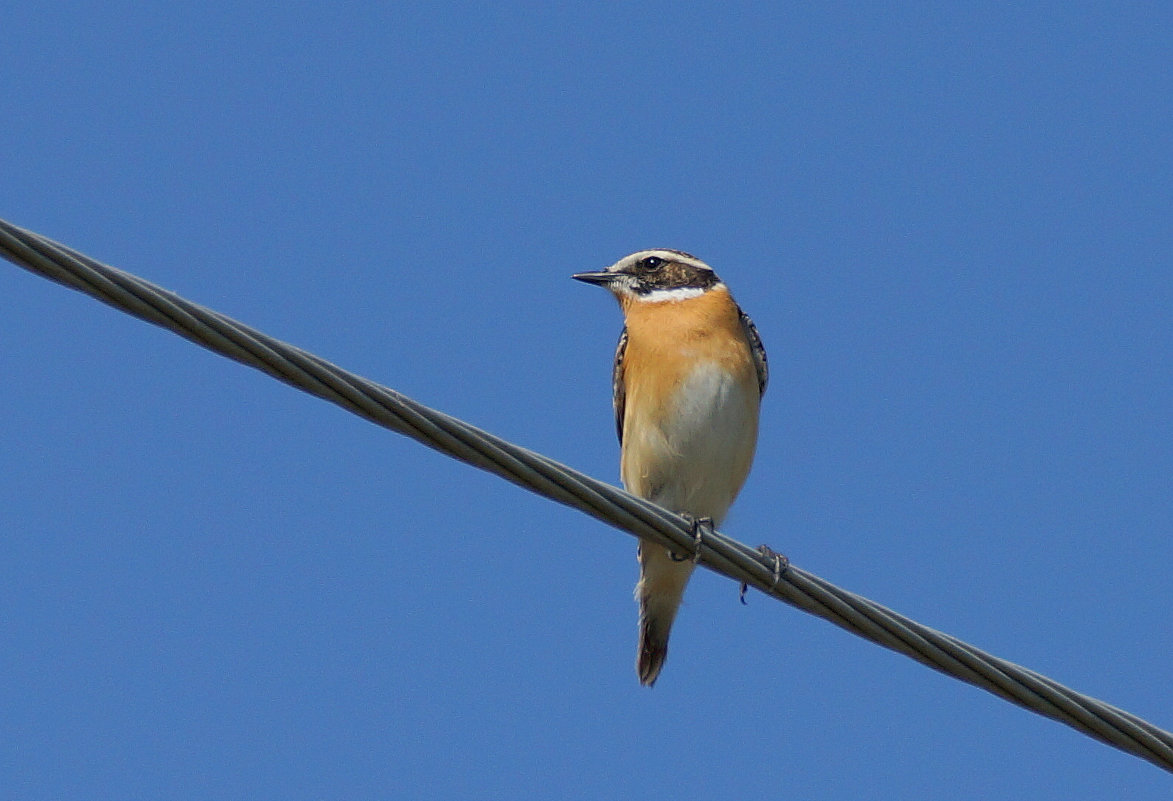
[[639, 283, 724, 303]]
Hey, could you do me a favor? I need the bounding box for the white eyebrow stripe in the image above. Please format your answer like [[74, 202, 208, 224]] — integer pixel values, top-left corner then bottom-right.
[[636, 249, 712, 271], [638, 283, 725, 303], [608, 249, 714, 274]]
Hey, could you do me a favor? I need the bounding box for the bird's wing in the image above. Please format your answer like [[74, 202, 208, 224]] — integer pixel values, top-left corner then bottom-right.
[[612, 326, 629, 444], [737, 306, 768, 395]]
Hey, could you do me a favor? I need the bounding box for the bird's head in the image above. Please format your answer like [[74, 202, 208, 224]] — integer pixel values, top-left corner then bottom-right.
[[572, 249, 723, 304]]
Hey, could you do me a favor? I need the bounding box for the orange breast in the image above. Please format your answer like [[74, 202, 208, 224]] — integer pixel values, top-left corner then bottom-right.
[[617, 288, 761, 520]]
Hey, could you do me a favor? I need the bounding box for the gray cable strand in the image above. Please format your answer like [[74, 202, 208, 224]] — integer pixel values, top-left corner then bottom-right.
[[2, 217, 1170, 774]]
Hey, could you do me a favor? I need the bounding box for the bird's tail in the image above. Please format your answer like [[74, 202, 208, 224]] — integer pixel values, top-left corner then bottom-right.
[[635, 543, 695, 687], [637, 610, 672, 687]]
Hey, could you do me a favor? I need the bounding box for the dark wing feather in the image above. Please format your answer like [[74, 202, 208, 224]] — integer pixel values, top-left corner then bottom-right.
[[612, 326, 629, 444], [737, 306, 768, 395]]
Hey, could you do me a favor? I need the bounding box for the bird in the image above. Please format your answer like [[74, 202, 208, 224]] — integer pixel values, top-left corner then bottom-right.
[[573, 249, 767, 686]]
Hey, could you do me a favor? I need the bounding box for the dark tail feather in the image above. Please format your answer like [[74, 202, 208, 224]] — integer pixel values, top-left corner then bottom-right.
[[637, 616, 670, 687]]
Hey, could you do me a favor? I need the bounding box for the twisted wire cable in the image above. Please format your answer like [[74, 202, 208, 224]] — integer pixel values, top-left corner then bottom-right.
[[2, 217, 1170, 774]]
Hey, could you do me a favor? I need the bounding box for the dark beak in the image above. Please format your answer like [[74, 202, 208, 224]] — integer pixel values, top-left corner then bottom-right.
[[571, 270, 615, 286]]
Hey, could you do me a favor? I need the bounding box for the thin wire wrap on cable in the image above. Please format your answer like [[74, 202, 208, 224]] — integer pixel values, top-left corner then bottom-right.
[[2, 217, 1171, 774]]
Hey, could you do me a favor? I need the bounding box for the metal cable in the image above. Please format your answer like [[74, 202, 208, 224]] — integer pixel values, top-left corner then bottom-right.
[[2, 217, 1170, 773]]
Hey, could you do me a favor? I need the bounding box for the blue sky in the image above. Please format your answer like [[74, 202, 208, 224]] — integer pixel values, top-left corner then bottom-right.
[[2, 3, 1171, 798]]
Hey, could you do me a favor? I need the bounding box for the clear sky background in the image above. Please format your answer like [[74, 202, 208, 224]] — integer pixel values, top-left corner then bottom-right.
[[2, 3, 1171, 799]]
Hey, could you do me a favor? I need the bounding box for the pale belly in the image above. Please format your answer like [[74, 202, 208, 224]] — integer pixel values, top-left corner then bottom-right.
[[621, 362, 759, 525]]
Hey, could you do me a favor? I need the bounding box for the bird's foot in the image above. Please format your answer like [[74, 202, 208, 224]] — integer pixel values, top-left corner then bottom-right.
[[739, 545, 790, 605], [669, 514, 714, 564]]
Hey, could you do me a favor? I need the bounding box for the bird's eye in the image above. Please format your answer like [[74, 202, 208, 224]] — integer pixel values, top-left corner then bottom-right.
[[641, 256, 663, 269]]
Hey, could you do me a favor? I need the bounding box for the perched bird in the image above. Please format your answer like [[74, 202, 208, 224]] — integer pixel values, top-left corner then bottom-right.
[[573, 250, 767, 686]]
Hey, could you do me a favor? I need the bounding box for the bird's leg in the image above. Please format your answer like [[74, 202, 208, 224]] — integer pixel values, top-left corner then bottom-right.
[[739, 545, 790, 604], [669, 514, 714, 564], [691, 516, 714, 564]]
